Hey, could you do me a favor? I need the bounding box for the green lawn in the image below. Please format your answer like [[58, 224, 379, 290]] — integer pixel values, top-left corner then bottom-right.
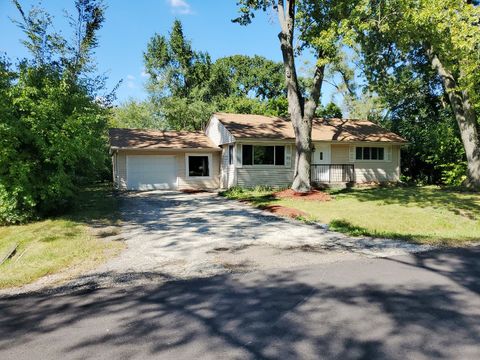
[[222, 186, 480, 246], [0, 184, 124, 289]]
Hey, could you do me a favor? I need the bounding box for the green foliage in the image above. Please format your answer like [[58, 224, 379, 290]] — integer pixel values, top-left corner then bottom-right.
[[361, 48, 466, 184], [316, 102, 342, 118], [295, 1, 358, 67], [439, 162, 468, 187], [218, 96, 288, 117], [0, 1, 111, 224], [136, 20, 289, 130], [110, 99, 164, 129], [144, 20, 216, 101], [213, 55, 285, 100], [220, 185, 276, 206], [345, 0, 480, 185], [160, 97, 217, 131]]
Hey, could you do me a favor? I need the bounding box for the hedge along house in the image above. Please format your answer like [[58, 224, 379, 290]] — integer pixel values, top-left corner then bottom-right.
[[109, 112, 407, 190]]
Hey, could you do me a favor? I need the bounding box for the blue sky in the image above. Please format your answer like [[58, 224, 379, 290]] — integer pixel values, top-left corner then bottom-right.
[[0, 0, 339, 105]]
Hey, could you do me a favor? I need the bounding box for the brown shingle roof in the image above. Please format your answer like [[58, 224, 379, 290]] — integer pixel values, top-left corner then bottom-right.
[[109, 128, 220, 150], [214, 112, 407, 143]]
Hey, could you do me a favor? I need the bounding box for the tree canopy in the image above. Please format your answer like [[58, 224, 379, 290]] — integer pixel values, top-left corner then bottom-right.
[[112, 19, 290, 131], [0, 0, 112, 224], [347, 0, 480, 186]]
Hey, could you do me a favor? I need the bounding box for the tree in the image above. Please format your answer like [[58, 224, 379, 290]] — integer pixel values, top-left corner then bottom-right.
[[144, 20, 216, 100], [214, 55, 285, 100], [0, 0, 111, 224], [141, 20, 289, 130], [351, 0, 480, 188], [110, 99, 164, 129], [359, 48, 464, 184], [143, 20, 227, 130], [316, 102, 342, 118], [234, 0, 356, 192]]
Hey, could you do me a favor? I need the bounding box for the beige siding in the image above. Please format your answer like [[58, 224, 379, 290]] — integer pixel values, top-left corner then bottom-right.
[[331, 144, 350, 164], [113, 142, 402, 189], [330, 144, 401, 183], [220, 145, 228, 188], [176, 152, 221, 190], [205, 116, 235, 146], [114, 149, 220, 190], [228, 165, 236, 188], [219, 145, 236, 188], [116, 152, 127, 189], [234, 143, 294, 188], [236, 168, 294, 187]]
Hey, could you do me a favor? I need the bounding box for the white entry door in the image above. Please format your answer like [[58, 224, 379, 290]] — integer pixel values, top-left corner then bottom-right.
[[126, 155, 177, 190], [312, 144, 331, 182]]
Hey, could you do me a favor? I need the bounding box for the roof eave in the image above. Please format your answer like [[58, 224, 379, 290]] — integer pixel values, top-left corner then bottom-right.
[[110, 146, 222, 152]]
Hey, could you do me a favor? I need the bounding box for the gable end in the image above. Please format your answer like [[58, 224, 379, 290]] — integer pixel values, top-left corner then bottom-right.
[[205, 115, 236, 146]]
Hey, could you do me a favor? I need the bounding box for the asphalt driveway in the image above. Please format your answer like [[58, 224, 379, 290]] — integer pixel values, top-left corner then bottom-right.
[[97, 190, 431, 282], [1, 247, 480, 359]]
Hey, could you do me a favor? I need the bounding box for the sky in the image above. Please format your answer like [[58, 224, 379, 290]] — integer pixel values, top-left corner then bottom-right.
[[0, 0, 339, 105]]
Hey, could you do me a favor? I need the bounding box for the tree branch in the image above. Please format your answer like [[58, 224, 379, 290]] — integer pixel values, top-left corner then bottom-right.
[[277, 0, 287, 33]]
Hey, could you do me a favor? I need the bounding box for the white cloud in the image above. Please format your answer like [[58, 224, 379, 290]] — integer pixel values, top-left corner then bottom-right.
[[125, 74, 137, 89], [167, 0, 193, 15], [140, 69, 149, 78]]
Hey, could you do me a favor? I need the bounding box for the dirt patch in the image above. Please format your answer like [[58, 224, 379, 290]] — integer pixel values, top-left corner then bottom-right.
[[209, 244, 253, 254], [261, 204, 308, 219], [213, 247, 230, 252], [181, 189, 208, 194], [274, 189, 331, 201]]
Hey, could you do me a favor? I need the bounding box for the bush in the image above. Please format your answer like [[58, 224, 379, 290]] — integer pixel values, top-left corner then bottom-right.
[[439, 162, 468, 187], [0, 65, 109, 224]]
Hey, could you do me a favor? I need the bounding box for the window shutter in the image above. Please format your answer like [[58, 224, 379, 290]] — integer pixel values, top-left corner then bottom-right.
[[386, 146, 392, 162], [236, 143, 242, 168], [349, 145, 356, 162], [285, 145, 292, 168]]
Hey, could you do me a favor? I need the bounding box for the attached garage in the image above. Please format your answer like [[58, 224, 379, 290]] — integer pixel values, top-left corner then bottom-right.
[[109, 128, 221, 191], [126, 155, 176, 190]]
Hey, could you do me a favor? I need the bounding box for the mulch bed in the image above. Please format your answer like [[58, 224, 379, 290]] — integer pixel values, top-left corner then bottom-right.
[[273, 189, 331, 201], [260, 204, 308, 219]]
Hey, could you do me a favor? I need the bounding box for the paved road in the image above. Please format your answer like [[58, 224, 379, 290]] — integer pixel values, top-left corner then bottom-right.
[[1, 246, 480, 359]]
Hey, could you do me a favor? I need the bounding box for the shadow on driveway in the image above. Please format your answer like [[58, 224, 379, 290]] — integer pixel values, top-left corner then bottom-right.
[[1, 247, 480, 359]]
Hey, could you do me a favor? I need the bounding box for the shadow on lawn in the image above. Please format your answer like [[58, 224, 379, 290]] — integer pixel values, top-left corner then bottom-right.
[[65, 183, 123, 229], [339, 186, 480, 220], [1, 247, 480, 359]]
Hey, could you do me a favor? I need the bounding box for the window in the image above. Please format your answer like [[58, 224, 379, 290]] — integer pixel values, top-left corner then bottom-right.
[[228, 145, 234, 165], [254, 146, 274, 165], [188, 155, 209, 177], [275, 146, 285, 165], [242, 145, 285, 165], [242, 145, 253, 165], [355, 146, 384, 161]]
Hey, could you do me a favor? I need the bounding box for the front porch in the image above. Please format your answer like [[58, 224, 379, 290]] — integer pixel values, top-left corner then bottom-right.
[[311, 164, 355, 186]]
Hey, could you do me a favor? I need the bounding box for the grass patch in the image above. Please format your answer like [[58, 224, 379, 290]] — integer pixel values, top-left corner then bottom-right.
[[0, 183, 124, 289], [220, 186, 277, 207], [223, 185, 480, 246]]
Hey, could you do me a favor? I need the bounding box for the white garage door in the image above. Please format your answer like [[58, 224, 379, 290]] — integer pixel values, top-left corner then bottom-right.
[[126, 155, 177, 190]]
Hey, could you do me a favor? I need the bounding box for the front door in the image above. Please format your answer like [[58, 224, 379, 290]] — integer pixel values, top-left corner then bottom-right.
[[312, 144, 331, 182]]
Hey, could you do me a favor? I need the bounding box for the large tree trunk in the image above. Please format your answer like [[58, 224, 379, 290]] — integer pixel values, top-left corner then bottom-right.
[[426, 47, 480, 189], [276, 0, 324, 192]]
